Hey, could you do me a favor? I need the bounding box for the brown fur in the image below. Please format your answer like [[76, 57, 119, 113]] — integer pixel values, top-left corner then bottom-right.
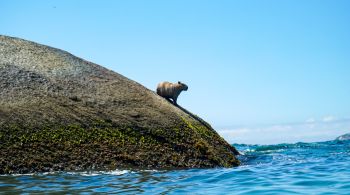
[[157, 81, 188, 105]]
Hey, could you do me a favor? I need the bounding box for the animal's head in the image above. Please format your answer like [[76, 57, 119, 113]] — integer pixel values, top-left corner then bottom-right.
[[178, 81, 188, 91]]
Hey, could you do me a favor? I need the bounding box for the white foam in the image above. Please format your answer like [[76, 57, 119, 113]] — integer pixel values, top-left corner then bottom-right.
[[79, 170, 130, 176], [1, 169, 160, 177]]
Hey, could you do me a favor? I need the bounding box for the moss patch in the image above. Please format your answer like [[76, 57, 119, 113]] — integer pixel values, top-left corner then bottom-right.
[[0, 119, 239, 174]]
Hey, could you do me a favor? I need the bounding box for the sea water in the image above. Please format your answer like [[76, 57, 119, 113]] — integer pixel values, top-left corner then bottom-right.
[[1, 140, 349, 194]]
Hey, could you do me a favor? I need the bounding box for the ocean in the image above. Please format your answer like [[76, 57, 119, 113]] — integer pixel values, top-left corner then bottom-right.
[[1, 140, 349, 194]]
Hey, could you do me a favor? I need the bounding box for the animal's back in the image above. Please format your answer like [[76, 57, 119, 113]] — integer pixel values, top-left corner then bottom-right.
[[157, 81, 173, 98]]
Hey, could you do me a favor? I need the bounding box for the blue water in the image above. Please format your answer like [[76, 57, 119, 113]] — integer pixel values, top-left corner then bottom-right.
[[1, 140, 349, 194]]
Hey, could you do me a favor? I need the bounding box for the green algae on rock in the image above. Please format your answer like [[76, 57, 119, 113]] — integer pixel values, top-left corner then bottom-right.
[[0, 35, 240, 174]]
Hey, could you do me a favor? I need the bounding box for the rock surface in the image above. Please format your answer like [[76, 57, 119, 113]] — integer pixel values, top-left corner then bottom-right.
[[0, 35, 239, 174], [335, 133, 350, 141]]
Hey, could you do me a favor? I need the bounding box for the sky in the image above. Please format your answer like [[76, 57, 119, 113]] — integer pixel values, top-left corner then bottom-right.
[[1, 0, 349, 144]]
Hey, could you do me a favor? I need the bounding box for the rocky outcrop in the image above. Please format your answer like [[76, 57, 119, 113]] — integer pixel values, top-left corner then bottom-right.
[[0, 35, 239, 174], [335, 133, 350, 141]]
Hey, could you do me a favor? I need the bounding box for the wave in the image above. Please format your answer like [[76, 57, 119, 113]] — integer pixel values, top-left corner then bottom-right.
[[234, 140, 350, 166], [234, 139, 350, 152]]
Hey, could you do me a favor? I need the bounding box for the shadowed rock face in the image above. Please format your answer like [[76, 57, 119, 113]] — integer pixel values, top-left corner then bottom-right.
[[0, 35, 239, 174]]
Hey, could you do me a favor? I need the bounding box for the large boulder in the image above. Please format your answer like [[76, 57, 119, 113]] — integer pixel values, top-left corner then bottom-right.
[[0, 35, 239, 174]]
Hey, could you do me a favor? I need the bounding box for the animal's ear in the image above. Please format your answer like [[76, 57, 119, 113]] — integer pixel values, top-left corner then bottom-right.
[[178, 81, 181, 84]]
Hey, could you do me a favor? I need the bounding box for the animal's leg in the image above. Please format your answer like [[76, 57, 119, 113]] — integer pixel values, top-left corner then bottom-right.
[[173, 97, 178, 106], [165, 98, 173, 104]]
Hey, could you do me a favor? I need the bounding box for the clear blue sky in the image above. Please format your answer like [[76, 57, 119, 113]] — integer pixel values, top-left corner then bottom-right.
[[1, 0, 349, 144]]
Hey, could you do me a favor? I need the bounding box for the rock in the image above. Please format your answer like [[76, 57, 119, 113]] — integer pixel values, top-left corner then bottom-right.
[[0, 35, 239, 174], [335, 133, 350, 141]]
